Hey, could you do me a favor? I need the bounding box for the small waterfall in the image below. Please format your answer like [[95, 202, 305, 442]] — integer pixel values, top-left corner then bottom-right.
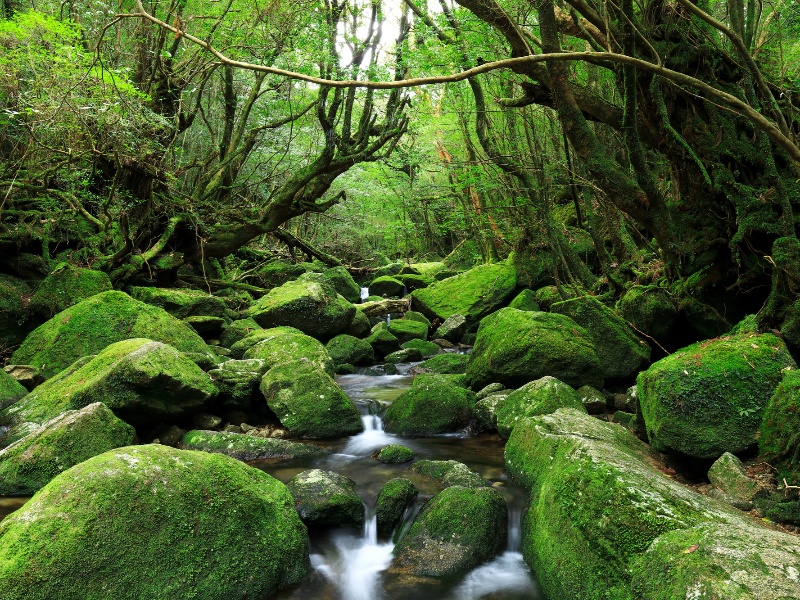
[[342, 414, 400, 456], [385, 314, 391, 325], [360, 287, 370, 301]]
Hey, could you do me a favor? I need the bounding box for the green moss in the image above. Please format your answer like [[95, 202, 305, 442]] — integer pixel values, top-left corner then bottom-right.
[[637, 332, 796, 458], [387, 318, 428, 344], [287, 469, 364, 527], [413, 352, 469, 374], [128, 287, 227, 319], [374, 262, 404, 278], [256, 259, 315, 287], [400, 339, 439, 357], [0, 445, 309, 600], [707, 452, 763, 502], [402, 311, 431, 327], [373, 444, 415, 463], [365, 323, 401, 358], [11, 291, 211, 379], [410, 459, 489, 488], [383, 374, 473, 435], [496, 376, 586, 438], [228, 326, 302, 358], [396, 274, 430, 291], [29, 265, 112, 319], [369, 276, 406, 297], [320, 266, 361, 303], [0, 275, 33, 348], [0, 369, 27, 411], [759, 369, 800, 471], [507, 289, 541, 312], [385, 348, 423, 363], [345, 309, 371, 338], [326, 334, 375, 366], [533, 285, 573, 310], [245, 331, 334, 375], [376, 478, 418, 536], [181, 429, 324, 461], [617, 285, 676, 340]]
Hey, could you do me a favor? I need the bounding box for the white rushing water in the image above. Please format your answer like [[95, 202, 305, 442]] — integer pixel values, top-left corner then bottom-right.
[[360, 287, 370, 301], [342, 414, 400, 456]]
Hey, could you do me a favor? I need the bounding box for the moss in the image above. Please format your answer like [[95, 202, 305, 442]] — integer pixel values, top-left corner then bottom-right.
[[496, 376, 586, 438], [396, 274, 430, 291], [320, 266, 361, 303], [260, 361, 363, 438], [385, 348, 423, 363], [402, 311, 431, 327], [533, 285, 574, 310], [10, 291, 211, 380], [244, 331, 334, 375], [369, 276, 406, 297], [256, 259, 315, 287], [433, 314, 467, 343], [28, 265, 112, 319], [759, 369, 800, 471], [729, 314, 759, 336], [466, 307, 604, 390], [410, 459, 489, 488], [0, 402, 135, 495], [0, 445, 309, 600], [413, 352, 469, 374], [707, 452, 763, 502], [374, 262, 404, 278], [373, 444, 415, 463], [128, 286, 227, 319], [400, 339, 439, 357], [616, 285, 676, 340], [0, 369, 27, 411], [181, 429, 324, 461], [509, 250, 555, 290], [637, 332, 796, 458], [383, 374, 474, 436], [287, 469, 364, 527], [184, 315, 225, 337], [365, 323, 401, 358], [228, 326, 302, 359], [507, 289, 541, 312], [326, 334, 375, 366], [0, 275, 33, 348], [473, 393, 508, 432], [345, 309, 371, 338], [376, 478, 418, 536]]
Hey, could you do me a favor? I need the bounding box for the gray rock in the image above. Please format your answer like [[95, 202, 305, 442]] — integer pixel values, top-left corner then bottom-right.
[[192, 413, 222, 430], [708, 452, 765, 503], [3, 365, 44, 392], [472, 393, 509, 432]]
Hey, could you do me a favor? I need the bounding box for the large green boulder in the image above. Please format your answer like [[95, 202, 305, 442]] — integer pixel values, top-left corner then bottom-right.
[[411, 352, 469, 374], [369, 276, 406, 297], [249, 273, 356, 341], [244, 331, 334, 376], [759, 368, 800, 473], [228, 326, 303, 359], [466, 308, 603, 390], [29, 265, 112, 319], [218, 318, 262, 348], [551, 296, 651, 380], [0, 445, 308, 600], [128, 287, 227, 319], [505, 409, 750, 600], [387, 318, 428, 344], [326, 334, 375, 366], [0, 274, 33, 348], [286, 469, 364, 528], [260, 361, 363, 438], [637, 333, 796, 459], [2, 339, 218, 429], [10, 291, 211, 380], [365, 322, 401, 358], [383, 374, 474, 436], [507, 289, 540, 312], [391, 485, 507, 577], [0, 369, 26, 411], [400, 339, 439, 357], [320, 266, 361, 303], [376, 478, 418, 536], [181, 429, 324, 461], [495, 376, 586, 438], [410, 261, 517, 325], [208, 359, 265, 411], [617, 285, 676, 341], [0, 402, 135, 495], [345, 308, 371, 338]]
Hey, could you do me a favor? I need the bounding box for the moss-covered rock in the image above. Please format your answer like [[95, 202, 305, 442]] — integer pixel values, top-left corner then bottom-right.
[[387, 318, 428, 344], [707, 452, 764, 503], [759, 369, 800, 473], [374, 262, 404, 278], [260, 361, 362, 438], [128, 286, 227, 319], [208, 359, 266, 411], [2, 339, 218, 429], [346, 308, 371, 338], [326, 334, 375, 366], [287, 469, 364, 528], [29, 265, 112, 319], [183, 315, 225, 337], [181, 429, 324, 461], [228, 326, 303, 359], [369, 276, 406, 297], [411, 352, 469, 375], [505, 409, 751, 600], [11, 291, 211, 380], [0, 444, 308, 599], [391, 485, 507, 577], [466, 307, 603, 390], [383, 374, 474, 436], [730, 313, 759, 335], [0, 275, 33, 349], [320, 266, 361, 303], [365, 323, 401, 358], [533, 285, 573, 310], [617, 285, 676, 340], [218, 318, 262, 348], [245, 331, 334, 376], [410, 261, 517, 325], [631, 522, 800, 600], [507, 289, 540, 312], [637, 332, 795, 459], [472, 392, 509, 432], [2, 365, 43, 392], [433, 314, 467, 343], [373, 444, 415, 464], [410, 459, 489, 488], [402, 311, 431, 327], [551, 296, 651, 380], [496, 376, 586, 438], [400, 339, 439, 357], [0, 369, 26, 411], [385, 348, 423, 363], [0, 402, 135, 495], [396, 274, 430, 291], [576, 385, 607, 414], [249, 273, 356, 341], [376, 478, 418, 536]]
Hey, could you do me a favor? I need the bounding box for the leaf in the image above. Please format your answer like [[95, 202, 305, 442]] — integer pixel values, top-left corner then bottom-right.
[[683, 544, 700, 554]]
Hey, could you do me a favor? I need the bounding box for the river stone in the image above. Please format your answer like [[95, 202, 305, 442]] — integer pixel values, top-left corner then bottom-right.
[[0, 369, 26, 411], [401, 339, 439, 357], [551, 295, 651, 380], [631, 522, 800, 599], [10, 290, 212, 380], [476, 382, 505, 399], [181, 429, 324, 461], [388, 318, 428, 344], [759, 368, 800, 473], [28, 265, 112, 319], [345, 308, 371, 338], [385, 348, 423, 363], [0, 445, 309, 600], [377, 478, 418, 536], [473, 393, 509, 432], [496, 376, 586, 438], [365, 323, 401, 358], [576, 385, 607, 414], [287, 469, 364, 528], [0, 402, 136, 495], [326, 334, 375, 366], [617, 285, 676, 341], [369, 276, 406, 297], [383, 374, 474, 436], [409, 352, 469, 375], [433, 314, 467, 343], [391, 485, 507, 577], [410, 459, 490, 488], [183, 315, 225, 337], [320, 266, 361, 303], [637, 332, 796, 459], [373, 444, 415, 463], [218, 318, 262, 348], [208, 360, 266, 411], [707, 452, 765, 503], [466, 307, 604, 390], [260, 361, 363, 438], [1, 338, 218, 429], [128, 286, 227, 319], [244, 331, 334, 376], [249, 272, 356, 341], [229, 326, 303, 359], [505, 408, 752, 600]]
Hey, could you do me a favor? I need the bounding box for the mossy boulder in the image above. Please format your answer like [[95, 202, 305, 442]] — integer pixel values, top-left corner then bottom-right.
[[326, 334, 375, 366], [533, 285, 573, 310], [208, 359, 266, 411], [410, 261, 517, 325], [400, 339, 439, 357], [0, 444, 308, 600], [505, 409, 750, 600], [637, 332, 796, 459], [218, 318, 262, 349], [320, 266, 361, 303], [496, 376, 586, 438], [181, 429, 324, 461], [373, 444, 415, 464], [29, 265, 112, 319], [374, 262, 404, 278], [410, 459, 489, 489], [2, 339, 218, 429], [228, 326, 303, 359], [128, 286, 227, 319], [576, 385, 607, 414], [433, 314, 467, 343], [391, 485, 507, 577], [473, 392, 509, 432], [256, 259, 315, 287], [260, 361, 363, 438], [617, 285, 676, 340], [551, 296, 651, 380], [0, 369, 26, 411], [11, 291, 211, 380], [507, 289, 540, 312], [631, 522, 800, 600], [387, 318, 428, 344], [0, 402, 136, 495], [369, 276, 406, 298], [244, 331, 334, 376], [0, 274, 33, 348], [346, 309, 371, 338], [466, 307, 604, 390], [707, 452, 765, 503], [383, 374, 474, 436], [759, 369, 800, 472], [376, 478, 418, 536], [286, 469, 364, 528], [249, 273, 356, 341], [402, 311, 431, 327], [365, 323, 401, 358], [396, 273, 430, 291], [411, 352, 469, 375], [385, 348, 423, 363], [183, 315, 225, 337]]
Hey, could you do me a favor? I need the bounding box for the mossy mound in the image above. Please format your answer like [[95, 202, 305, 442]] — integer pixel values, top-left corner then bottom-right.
[[0, 444, 308, 600], [11, 291, 211, 380], [410, 261, 516, 325], [184, 316, 225, 337], [617, 285, 676, 340], [631, 522, 800, 599], [551, 296, 651, 380], [637, 332, 795, 459], [400, 339, 439, 357], [396, 273, 430, 291], [228, 326, 303, 359], [0, 274, 33, 348], [365, 323, 401, 358], [410, 459, 489, 488], [249, 273, 356, 341], [373, 444, 415, 463], [346, 308, 371, 337], [385, 348, 423, 363], [383, 374, 474, 436], [208, 359, 266, 411], [496, 376, 586, 438], [402, 311, 432, 327], [128, 286, 227, 319], [505, 409, 750, 600], [412, 352, 469, 375], [287, 469, 364, 528], [181, 429, 324, 461], [533, 285, 574, 310], [256, 259, 316, 287], [374, 262, 404, 278], [507, 289, 540, 312], [3, 339, 218, 429], [320, 266, 361, 303], [260, 361, 363, 438], [326, 334, 375, 366], [244, 331, 334, 376], [0, 369, 26, 411], [391, 485, 507, 577], [759, 368, 800, 472], [28, 265, 112, 319], [218, 318, 262, 348], [376, 478, 418, 536], [466, 308, 603, 390], [369, 276, 406, 297], [0, 402, 135, 495], [472, 393, 509, 432]]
